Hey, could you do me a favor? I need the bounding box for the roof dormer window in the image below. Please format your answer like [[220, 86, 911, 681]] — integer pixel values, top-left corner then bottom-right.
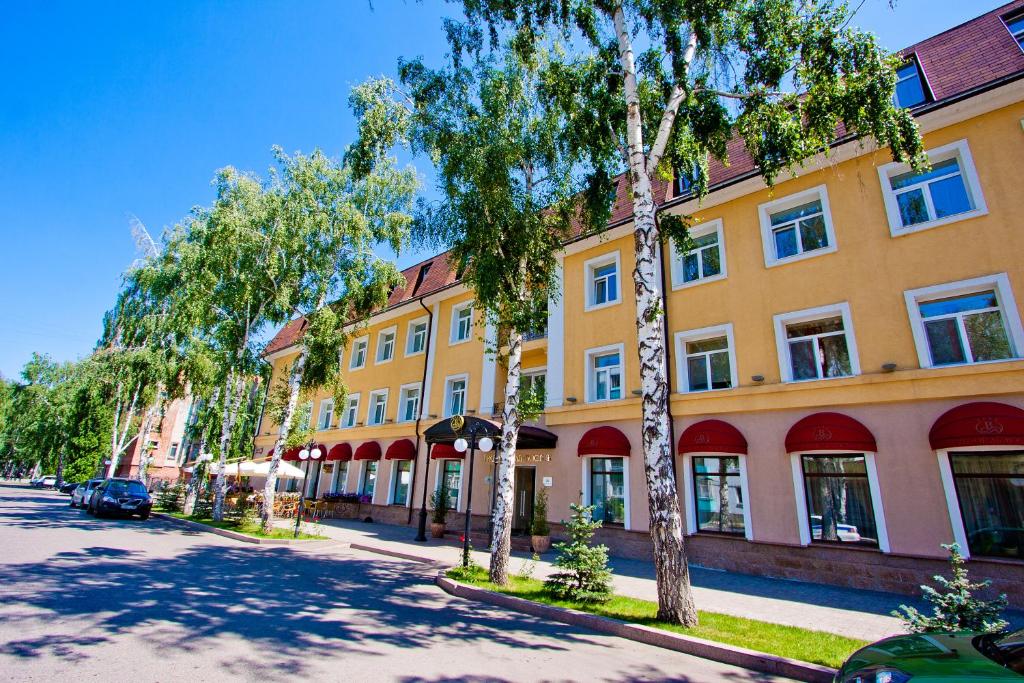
[[1004, 12, 1024, 50], [893, 58, 929, 109]]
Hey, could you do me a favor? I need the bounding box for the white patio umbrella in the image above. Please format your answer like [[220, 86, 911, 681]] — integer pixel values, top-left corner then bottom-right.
[[208, 462, 242, 477], [238, 460, 305, 479]]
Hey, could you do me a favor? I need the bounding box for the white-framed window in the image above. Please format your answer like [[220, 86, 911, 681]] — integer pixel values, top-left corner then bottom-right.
[[349, 336, 369, 370], [360, 460, 378, 500], [585, 344, 624, 403], [316, 398, 334, 431], [398, 383, 421, 422], [789, 451, 889, 552], [878, 140, 987, 236], [444, 374, 468, 417], [389, 459, 413, 506], [893, 58, 929, 108], [436, 459, 463, 511], [406, 317, 429, 356], [331, 461, 349, 494], [774, 303, 860, 382], [375, 326, 397, 363], [670, 220, 726, 289], [580, 456, 630, 529], [583, 251, 621, 311], [758, 185, 837, 267], [1004, 12, 1024, 50], [341, 393, 360, 428], [680, 452, 753, 540], [367, 389, 389, 426], [166, 443, 180, 466], [675, 324, 737, 393], [450, 302, 473, 344], [904, 273, 1023, 369]]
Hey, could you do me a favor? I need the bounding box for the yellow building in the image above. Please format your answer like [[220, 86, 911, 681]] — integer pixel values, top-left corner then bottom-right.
[[259, 3, 1024, 604]]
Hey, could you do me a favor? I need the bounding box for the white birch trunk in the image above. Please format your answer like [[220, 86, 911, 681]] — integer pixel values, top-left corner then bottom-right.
[[261, 347, 309, 534], [614, 4, 698, 627], [135, 403, 159, 486], [212, 369, 239, 521], [488, 326, 524, 584], [107, 383, 141, 478]]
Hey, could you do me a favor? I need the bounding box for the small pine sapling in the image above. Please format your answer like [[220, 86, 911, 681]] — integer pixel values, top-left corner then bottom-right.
[[544, 503, 613, 602], [531, 487, 550, 537], [894, 544, 1008, 634]]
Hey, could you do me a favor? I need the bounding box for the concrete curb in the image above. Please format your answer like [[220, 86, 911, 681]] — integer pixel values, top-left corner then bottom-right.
[[153, 512, 333, 546], [435, 572, 837, 683], [349, 542, 443, 565]]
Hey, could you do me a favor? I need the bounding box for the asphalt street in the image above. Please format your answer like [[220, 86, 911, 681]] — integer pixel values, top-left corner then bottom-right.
[[0, 484, 794, 682]]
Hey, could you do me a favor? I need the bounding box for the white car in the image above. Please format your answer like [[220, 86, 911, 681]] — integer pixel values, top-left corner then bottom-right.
[[71, 479, 104, 508], [810, 515, 862, 543], [35, 475, 57, 489]]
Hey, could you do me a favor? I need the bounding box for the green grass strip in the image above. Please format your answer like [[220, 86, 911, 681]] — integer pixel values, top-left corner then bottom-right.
[[160, 510, 326, 540], [448, 566, 865, 669]]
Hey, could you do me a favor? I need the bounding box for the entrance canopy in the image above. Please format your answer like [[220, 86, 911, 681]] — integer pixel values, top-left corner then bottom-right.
[[785, 412, 876, 453], [929, 401, 1024, 450], [423, 416, 557, 450], [678, 419, 748, 455]]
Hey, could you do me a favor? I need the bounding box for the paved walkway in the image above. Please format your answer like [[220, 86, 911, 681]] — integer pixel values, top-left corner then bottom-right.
[[287, 516, 923, 642]]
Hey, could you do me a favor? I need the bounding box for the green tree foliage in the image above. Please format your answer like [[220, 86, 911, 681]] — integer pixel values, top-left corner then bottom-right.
[[444, 0, 925, 625], [545, 503, 613, 603], [894, 544, 1009, 634]]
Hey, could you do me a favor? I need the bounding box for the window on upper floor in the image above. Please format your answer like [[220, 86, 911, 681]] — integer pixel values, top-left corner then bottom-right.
[[878, 140, 986, 237], [758, 186, 836, 267], [451, 303, 473, 344], [774, 303, 859, 382], [350, 337, 368, 370], [297, 401, 313, 431], [586, 345, 624, 402], [893, 58, 929, 108], [317, 398, 334, 431], [445, 376, 468, 417], [1005, 12, 1024, 50], [584, 252, 621, 311], [676, 324, 736, 393], [399, 384, 421, 423], [367, 390, 388, 426], [341, 394, 360, 428], [376, 328, 396, 363], [407, 318, 428, 355], [670, 220, 725, 289], [905, 274, 1023, 369]]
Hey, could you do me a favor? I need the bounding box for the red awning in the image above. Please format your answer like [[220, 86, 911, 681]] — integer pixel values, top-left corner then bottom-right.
[[325, 443, 352, 462], [281, 447, 302, 462], [929, 402, 1024, 450], [385, 439, 416, 460], [430, 443, 462, 459], [785, 413, 877, 453], [678, 419, 748, 455], [577, 426, 631, 457], [353, 441, 382, 461]]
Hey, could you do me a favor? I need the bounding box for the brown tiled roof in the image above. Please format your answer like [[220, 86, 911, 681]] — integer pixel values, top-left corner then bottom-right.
[[265, 3, 1024, 355]]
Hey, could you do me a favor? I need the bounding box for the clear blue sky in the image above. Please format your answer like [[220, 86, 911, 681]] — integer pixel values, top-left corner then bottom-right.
[[0, 0, 1009, 380]]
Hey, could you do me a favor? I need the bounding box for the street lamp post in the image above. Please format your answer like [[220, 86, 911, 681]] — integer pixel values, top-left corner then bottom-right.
[[454, 427, 494, 568], [294, 441, 322, 538]]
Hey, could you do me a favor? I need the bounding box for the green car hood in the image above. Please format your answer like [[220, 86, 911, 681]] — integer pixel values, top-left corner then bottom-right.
[[838, 632, 1021, 681]]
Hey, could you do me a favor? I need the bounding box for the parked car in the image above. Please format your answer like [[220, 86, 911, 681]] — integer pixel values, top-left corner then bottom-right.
[[59, 480, 81, 495], [834, 629, 1024, 681], [87, 478, 152, 519], [32, 475, 58, 489], [810, 514, 862, 543], [71, 479, 104, 508]]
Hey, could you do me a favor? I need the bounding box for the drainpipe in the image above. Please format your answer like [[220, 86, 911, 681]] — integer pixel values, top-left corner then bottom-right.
[[655, 220, 678, 483], [408, 297, 434, 525]]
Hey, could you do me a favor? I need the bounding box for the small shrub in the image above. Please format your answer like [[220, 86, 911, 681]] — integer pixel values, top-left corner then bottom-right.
[[447, 562, 486, 583], [544, 503, 612, 603], [431, 480, 451, 524], [531, 488, 550, 536], [191, 491, 214, 519], [894, 543, 1008, 634], [156, 479, 185, 513]]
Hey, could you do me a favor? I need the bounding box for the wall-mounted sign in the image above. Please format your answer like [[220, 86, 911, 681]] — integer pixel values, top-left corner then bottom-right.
[[542, 476, 553, 487], [486, 452, 552, 464]]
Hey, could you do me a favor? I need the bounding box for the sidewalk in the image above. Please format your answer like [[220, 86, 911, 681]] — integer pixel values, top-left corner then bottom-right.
[[284, 516, 926, 642]]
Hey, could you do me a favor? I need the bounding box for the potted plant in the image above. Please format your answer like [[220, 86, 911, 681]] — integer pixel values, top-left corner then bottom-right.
[[430, 480, 450, 538], [531, 487, 552, 554]]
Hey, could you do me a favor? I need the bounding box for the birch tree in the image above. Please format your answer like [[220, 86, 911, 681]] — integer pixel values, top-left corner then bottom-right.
[[353, 50, 607, 583], [259, 143, 413, 534], [450, 0, 924, 625]]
